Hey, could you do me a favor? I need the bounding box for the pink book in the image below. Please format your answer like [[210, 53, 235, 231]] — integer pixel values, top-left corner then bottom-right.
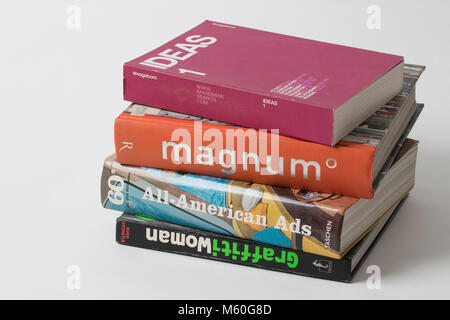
[[124, 20, 404, 146]]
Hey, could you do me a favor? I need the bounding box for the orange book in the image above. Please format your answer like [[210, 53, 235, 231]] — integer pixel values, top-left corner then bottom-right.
[[115, 98, 423, 200], [116, 111, 374, 196], [116, 66, 422, 198]]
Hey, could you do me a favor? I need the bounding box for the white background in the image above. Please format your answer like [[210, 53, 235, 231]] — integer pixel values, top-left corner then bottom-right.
[[1, 0, 449, 299]]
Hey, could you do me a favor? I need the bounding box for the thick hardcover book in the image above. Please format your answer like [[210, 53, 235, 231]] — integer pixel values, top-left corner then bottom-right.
[[123, 20, 404, 146], [116, 66, 423, 198], [101, 138, 418, 259], [116, 196, 408, 283]]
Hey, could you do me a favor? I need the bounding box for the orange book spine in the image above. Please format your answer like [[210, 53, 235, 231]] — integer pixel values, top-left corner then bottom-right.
[[115, 112, 376, 198]]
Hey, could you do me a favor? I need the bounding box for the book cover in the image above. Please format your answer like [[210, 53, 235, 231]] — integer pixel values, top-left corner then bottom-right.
[[123, 20, 403, 145], [101, 138, 417, 259], [116, 66, 423, 198], [116, 196, 408, 283]]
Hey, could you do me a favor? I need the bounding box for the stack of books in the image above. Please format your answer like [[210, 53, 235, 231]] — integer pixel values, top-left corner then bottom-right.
[[100, 20, 424, 282]]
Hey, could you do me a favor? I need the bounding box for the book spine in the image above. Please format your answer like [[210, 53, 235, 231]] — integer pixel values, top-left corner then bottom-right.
[[116, 215, 353, 282], [114, 113, 376, 198], [101, 155, 355, 258], [123, 64, 334, 145]]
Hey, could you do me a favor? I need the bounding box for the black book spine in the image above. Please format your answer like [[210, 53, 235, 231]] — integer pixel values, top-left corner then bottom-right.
[[116, 215, 353, 282]]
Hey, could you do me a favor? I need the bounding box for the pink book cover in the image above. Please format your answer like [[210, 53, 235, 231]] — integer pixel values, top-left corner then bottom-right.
[[123, 20, 403, 145]]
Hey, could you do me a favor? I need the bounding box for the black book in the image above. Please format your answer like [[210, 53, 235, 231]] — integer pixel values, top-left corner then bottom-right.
[[116, 195, 408, 282]]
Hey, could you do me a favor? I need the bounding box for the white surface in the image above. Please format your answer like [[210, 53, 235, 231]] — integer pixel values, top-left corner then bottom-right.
[[1, 0, 449, 299]]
